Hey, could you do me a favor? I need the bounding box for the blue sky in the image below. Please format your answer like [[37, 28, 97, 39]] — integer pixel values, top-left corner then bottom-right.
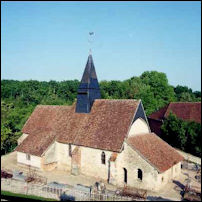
[[1, 1, 201, 91]]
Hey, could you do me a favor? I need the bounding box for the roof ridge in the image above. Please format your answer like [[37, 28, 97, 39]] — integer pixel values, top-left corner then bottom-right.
[[95, 99, 139, 101], [36, 104, 72, 107]]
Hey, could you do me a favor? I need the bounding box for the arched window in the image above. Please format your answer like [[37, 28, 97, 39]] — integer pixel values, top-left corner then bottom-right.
[[123, 168, 127, 184], [138, 169, 143, 181], [26, 154, 30, 160], [69, 144, 72, 157], [101, 152, 106, 164]]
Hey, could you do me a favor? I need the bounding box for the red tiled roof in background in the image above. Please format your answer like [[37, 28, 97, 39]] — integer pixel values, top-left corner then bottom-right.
[[127, 133, 184, 173], [165, 102, 201, 123], [16, 99, 140, 156], [149, 102, 201, 123], [148, 105, 169, 120]]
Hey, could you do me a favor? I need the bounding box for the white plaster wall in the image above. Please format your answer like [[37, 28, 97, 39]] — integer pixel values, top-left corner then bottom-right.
[[128, 118, 150, 137], [56, 142, 76, 171], [45, 141, 182, 191], [17, 152, 41, 168], [53, 142, 112, 180], [80, 146, 112, 181], [17, 133, 29, 145], [43, 142, 58, 164]]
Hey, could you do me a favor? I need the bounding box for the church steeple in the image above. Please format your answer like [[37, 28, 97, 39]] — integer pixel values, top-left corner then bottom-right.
[[76, 54, 101, 113]]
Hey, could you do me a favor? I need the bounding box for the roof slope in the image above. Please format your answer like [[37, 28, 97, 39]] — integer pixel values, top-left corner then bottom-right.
[[16, 130, 56, 156], [16, 99, 140, 156], [148, 105, 169, 120], [79, 54, 100, 89], [16, 105, 72, 156], [149, 102, 201, 123], [127, 133, 184, 173]]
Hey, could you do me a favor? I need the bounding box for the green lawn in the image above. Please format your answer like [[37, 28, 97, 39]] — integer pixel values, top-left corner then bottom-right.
[[1, 190, 57, 201]]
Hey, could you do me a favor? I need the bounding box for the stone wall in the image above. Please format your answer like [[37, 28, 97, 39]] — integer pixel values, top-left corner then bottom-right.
[[113, 142, 159, 191], [157, 162, 181, 186], [43, 141, 58, 164], [17, 152, 41, 168], [71, 146, 81, 175], [43, 141, 182, 191], [111, 142, 182, 191], [56, 142, 76, 171], [80, 146, 112, 181]]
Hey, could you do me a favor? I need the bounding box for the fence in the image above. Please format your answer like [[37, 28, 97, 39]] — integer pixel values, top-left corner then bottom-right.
[[1, 178, 146, 201], [1, 178, 60, 200]]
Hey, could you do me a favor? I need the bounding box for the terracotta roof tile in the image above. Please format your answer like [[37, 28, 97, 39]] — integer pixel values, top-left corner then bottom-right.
[[127, 133, 184, 173], [15, 130, 56, 156], [16, 99, 140, 156], [148, 105, 169, 120], [165, 102, 201, 123], [149, 102, 201, 123]]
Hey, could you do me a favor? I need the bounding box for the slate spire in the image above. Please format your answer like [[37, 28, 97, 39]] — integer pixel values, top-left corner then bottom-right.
[[76, 54, 101, 113]]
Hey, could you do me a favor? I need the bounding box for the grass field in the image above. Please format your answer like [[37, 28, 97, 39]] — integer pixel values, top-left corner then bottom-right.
[[1, 190, 57, 201]]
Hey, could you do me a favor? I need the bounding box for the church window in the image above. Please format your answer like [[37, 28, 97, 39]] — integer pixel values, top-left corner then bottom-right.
[[138, 169, 143, 181], [69, 144, 72, 157], [123, 168, 127, 184], [101, 152, 106, 164], [26, 154, 31, 160]]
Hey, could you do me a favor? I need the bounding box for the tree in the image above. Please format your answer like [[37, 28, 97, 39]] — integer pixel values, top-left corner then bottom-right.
[[185, 121, 201, 157], [140, 71, 176, 113], [174, 85, 200, 102], [161, 112, 201, 157], [161, 112, 187, 150]]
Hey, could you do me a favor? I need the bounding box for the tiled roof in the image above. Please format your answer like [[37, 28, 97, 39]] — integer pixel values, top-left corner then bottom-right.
[[149, 102, 201, 123], [148, 105, 169, 120], [16, 99, 140, 156], [16, 130, 56, 156], [127, 133, 184, 173]]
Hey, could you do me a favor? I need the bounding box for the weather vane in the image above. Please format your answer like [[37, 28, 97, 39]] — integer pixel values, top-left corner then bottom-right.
[[88, 32, 94, 54]]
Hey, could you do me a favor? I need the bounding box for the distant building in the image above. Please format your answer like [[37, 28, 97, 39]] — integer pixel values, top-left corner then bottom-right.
[[16, 54, 183, 191], [148, 102, 201, 136]]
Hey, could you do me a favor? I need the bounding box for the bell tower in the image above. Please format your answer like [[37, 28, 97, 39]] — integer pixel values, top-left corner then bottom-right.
[[75, 54, 101, 113]]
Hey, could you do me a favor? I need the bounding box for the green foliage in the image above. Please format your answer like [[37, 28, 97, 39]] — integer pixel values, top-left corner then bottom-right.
[[140, 71, 176, 109], [161, 112, 201, 157], [161, 112, 187, 149], [174, 85, 201, 102], [185, 121, 201, 156], [1, 101, 30, 154]]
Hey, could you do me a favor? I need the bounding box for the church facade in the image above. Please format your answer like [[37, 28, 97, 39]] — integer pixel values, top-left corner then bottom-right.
[[16, 55, 183, 191]]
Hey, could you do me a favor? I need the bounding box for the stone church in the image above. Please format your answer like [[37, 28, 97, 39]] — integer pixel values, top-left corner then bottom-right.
[[16, 54, 184, 191]]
